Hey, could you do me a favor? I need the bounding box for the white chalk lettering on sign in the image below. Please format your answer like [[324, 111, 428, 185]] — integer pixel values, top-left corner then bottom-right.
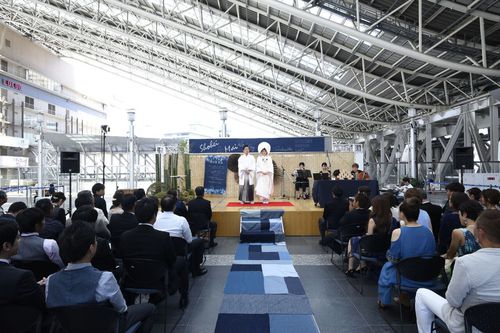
[[199, 140, 219, 153], [224, 144, 239, 153]]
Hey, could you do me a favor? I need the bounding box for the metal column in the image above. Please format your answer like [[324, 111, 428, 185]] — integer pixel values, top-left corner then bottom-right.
[[491, 99, 499, 172], [408, 108, 417, 179], [127, 111, 136, 189]]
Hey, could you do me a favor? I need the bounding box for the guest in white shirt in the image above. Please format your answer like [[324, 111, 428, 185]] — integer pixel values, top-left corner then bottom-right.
[[415, 210, 500, 333], [155, 195, 207, 277]]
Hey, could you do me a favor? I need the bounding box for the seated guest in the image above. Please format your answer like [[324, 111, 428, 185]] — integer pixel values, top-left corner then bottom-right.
[[12, 208, 64, 268], [45, 222, 155, 333], [340, 193, 371, 229], [187, 186, 218, 247], [36, 199, 64, 240], [382, 192, 401, 228], [318, 187, 348, 245], [404, 188, 432, 232], [481, 188, 500, 210], [346, 195, 393, 276], [332, 169, 341, 180], [92, 183, 108, 219], [1, 201, 27, 222], [167, 189, 188, 219], [466, 187, 481, 202], [156, 195, 207, 277], [72, 206, 116, 272], [444, 200, 483, 259], [326, 194, 370, 253], [69, 190, 110, 240], [358, 185, 371, 197], [415, 210, 500, 333], [378, 198, 437, 308], [0, 190, 7, 215], [442, 182, 465, 214], [133, 188, 146, 201], [438, 192, 469, 254], [421, 192, 442, 241], [50, 192, 67, 225], [351, 163, 369, 180], [109, 190, 125, 218], [120, 198, 188, 308], [108, 194, 138, 257], [0, 220, 45, 310]]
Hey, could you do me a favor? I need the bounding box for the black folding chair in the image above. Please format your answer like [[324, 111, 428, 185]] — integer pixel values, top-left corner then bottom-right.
[[396, 256, 447, 323], [330, 223, 365, 270], [121, 258, 167, 333], [50, 303, 141, 333], [11, 260, 61, 281], [0, 304, 42, 333], [432, 302, 500, 333], [352, 233, 391, 294], [188, 212, 211, 252]]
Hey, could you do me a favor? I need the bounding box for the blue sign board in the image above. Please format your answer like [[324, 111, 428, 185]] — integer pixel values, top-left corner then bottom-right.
[[190, 137, 326, 154], [204, 155, 228, 195]]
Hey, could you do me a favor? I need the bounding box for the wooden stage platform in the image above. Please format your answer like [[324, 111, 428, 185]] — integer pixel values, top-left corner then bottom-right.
[[208, 197, 322, 237]]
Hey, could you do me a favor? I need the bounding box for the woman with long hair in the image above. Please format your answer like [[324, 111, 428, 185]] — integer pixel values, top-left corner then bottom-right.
[[345, 195, 393, 276]]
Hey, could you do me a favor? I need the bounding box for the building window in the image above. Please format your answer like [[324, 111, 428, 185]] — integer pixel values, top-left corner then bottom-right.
[[5, 39, 11, 48], [48, 104, 55, 115], [0, 59, 7, 72], [25, 96, 34, 109]]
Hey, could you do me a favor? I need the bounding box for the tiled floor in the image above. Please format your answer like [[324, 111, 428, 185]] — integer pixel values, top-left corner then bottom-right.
[[152, 237, 419, 333]]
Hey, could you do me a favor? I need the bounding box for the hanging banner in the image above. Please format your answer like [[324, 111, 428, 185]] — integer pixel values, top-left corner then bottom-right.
[[189, 137, 328, 154], [204, 155, 228, 194]]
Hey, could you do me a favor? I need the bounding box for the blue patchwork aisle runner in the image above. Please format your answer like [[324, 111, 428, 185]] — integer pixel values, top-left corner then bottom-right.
[[215, 242, 320, 333], [239, 210, 286, 243]]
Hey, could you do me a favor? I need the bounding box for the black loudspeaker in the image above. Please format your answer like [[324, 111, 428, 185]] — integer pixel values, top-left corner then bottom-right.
[[453, 147, 474, 170], [60, 152, 80, 173]]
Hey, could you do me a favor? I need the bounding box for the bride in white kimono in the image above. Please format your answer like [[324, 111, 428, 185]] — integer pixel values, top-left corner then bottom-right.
[[255, 142, 274, 204], [238, 144, 255, 204]]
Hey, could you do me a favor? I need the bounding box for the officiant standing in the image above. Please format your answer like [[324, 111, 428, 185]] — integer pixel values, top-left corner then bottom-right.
[[255, 142, 274, 204], [238, 145, 256, 204]]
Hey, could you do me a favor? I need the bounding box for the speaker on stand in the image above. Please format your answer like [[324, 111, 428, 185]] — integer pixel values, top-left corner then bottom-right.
[[453, 147, 474, 185], [60, 152, 81, 217]]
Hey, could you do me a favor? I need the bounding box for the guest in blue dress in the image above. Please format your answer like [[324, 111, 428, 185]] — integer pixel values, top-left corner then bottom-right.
[[378, 197, 437, 307]]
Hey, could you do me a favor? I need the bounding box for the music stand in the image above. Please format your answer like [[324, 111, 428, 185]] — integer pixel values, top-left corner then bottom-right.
[[313, 173, 322, 181]]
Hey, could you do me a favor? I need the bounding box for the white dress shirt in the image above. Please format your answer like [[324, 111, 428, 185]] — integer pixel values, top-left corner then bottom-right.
[[154, 211, 192, 243]]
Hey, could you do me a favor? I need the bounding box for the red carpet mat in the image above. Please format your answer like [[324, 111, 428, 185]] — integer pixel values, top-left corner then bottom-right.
[[226, 201, 294, 207]]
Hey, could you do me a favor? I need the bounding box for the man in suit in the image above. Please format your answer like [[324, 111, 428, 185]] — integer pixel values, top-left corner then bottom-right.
[[421, 192, 442, 241], [187, 186, 218, 247], [0, 201, 27, 222], [108, 194, 139, 257], [318, 186, 349, 245], [325, 193, 370, 252], [0, 220, 45, 310], [442, 182, 465, 214], [167, 189, 189, 219], [92, 183, 108, 219], [339, 193, 371, 228], [121, 197, 189, 309], [0, 190, 7, 215], [36, 199, 64, 240]]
